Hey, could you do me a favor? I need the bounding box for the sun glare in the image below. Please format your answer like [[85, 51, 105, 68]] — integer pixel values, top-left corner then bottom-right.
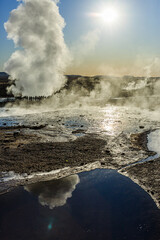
[[100, 7, 119, 24], [90, 6, 120, 26]]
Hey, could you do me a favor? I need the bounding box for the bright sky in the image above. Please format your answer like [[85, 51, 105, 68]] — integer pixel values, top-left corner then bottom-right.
[[0, 0, 160, 76]]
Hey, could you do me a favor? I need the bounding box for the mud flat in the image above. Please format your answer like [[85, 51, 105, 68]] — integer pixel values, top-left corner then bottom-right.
[[0, 125, 110, 174], [0, 125, 150, 174]]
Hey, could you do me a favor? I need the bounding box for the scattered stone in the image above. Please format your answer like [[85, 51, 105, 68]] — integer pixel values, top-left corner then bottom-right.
[[105, 150, 111, 155], [13, 131, 20, 138], [29, 124, 47, 130], [0, 131, 107, 174], [72, 129, 85, 134]]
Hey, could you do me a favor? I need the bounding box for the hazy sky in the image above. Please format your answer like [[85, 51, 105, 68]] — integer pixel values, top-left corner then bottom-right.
[[0, 0, 160, 76]]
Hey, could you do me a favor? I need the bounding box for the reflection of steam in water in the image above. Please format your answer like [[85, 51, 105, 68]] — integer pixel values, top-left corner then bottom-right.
[[25, 175, 80, 209]]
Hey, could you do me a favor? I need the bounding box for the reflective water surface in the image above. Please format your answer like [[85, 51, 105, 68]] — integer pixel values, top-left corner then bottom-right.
[[0, 169, 160, 240]]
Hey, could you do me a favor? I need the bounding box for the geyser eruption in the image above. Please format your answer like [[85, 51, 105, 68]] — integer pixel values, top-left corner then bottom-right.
[[4, 0, 70, 97]]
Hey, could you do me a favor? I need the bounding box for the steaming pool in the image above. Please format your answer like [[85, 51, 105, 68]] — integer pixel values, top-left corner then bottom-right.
[[0, 169, 160, 240]]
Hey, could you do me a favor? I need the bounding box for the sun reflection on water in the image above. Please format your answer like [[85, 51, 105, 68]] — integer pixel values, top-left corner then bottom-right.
[[101, 120, 115, 136], [100, 106, 122, 136]]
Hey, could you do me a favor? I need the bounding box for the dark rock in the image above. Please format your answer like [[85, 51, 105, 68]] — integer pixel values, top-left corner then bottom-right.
[[13, 131, 20, 138], [72, 129, 85, 134], [105, 150, 111, 155]]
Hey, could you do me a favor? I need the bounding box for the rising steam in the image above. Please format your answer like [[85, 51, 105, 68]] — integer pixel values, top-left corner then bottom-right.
[[4, 0, 70, 97]]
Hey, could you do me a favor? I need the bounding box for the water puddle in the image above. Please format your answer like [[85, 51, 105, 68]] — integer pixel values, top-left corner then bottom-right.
[[64, 119, 88, 137], [0, 169, 160, 240], [121, 130, 160, 171], [138, 129, 160, 164], [147, 129, 160, 155]]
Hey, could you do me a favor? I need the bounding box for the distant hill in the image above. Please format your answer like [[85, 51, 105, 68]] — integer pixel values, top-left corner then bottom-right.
[[0, 72, 160, 99], [0, 72, 9, 82], [0, 72, 13, 97]]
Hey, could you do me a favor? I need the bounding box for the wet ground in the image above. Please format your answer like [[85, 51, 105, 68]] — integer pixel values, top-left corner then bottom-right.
[[0, 106, 156, 178], [0, 104, 160, 239], [0, 169, 160, 240]]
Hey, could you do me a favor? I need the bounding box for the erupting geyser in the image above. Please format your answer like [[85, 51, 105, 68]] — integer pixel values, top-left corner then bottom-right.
[[4, 0, 70, 97]]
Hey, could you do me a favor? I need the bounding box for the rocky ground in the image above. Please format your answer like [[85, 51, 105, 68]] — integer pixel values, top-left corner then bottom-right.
[[0, 106, 159, 209], [0, 128, 107, 173], [119, 131, 160, 208], [120, 159, 160, 209], [0, 125, 153, 174]]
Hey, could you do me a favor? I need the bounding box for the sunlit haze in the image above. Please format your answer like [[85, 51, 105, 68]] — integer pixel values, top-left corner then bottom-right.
[[98, 6, 119, 24], [0, 0, 160, 77]]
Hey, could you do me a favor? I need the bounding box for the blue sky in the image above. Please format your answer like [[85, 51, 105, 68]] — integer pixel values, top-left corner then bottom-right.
[[0, 0, 160, 76]]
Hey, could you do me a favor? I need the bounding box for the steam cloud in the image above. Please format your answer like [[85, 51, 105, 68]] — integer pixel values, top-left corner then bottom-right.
[[72, 29, 100, 66], [4, 0, 70, 97]]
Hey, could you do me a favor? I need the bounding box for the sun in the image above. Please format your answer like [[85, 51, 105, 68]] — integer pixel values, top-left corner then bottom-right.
[[89, 5, 121, 27], [100, 7, 119, 24]]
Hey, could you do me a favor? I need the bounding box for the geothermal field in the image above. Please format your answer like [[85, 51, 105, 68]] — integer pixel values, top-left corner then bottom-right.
[[0, 0, 160, 239], [0, 73, 160, 239]]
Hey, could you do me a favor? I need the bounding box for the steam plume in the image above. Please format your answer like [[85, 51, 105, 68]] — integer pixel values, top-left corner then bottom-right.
[[71, 29, 100, 66], [4, 0, 70, 97]]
